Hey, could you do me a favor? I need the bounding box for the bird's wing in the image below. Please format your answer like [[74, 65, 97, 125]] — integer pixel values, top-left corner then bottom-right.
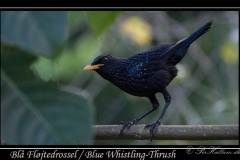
[[127, 53, 165, 80], [138, 43, 181, 60], [126, 43, 180, 80], [145, 44, 174, 56]]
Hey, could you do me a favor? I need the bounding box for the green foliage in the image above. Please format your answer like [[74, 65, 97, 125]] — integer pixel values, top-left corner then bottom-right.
[[31, 34, 103, 82], [1, 11, 67, 57], [85, 11, 123, 36], [1, 11, 95, 145], [1, 44, 93, 145]]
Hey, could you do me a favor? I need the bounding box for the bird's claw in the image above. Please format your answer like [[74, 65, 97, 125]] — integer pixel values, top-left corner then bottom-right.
[[119, 121, 134, 135], [145, 121, 162, 141]]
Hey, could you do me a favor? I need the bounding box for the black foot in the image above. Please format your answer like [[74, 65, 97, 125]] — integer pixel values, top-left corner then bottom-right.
[[145, 121, 162, 141], [119, 119, 137, 135]]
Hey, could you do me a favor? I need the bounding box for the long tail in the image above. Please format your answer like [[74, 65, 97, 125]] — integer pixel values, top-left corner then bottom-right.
[[169, 21, 213, 65], [180, 21, 212, 48]]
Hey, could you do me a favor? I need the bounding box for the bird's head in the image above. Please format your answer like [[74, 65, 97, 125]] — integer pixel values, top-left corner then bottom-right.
[[83, 55, 113, 71], [83, 55, 119, 80]]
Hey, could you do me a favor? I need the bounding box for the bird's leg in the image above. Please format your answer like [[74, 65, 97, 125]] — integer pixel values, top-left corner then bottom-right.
[[145, 89, 171, 141], [120, 95, 159, 135]]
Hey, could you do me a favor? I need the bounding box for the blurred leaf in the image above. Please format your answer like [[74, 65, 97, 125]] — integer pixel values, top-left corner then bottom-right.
[[85, 11, 123, 36], [220, 40, 238, 65], [119, 16, 152, 46], [68, 11, 85, 27], [1, 44, 93, 145], [1, 11, 68, 57], [31, 34, 103, 82]]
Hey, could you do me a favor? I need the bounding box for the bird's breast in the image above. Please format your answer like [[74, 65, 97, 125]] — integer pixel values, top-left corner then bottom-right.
[[109, 73, 154, 97]]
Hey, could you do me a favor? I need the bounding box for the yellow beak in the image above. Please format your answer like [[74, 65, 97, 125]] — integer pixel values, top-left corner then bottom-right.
[[83, 64, 104, 71]]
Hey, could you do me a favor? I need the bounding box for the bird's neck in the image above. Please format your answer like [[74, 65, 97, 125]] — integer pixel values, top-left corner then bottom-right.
[[97, 59, 127, 82]]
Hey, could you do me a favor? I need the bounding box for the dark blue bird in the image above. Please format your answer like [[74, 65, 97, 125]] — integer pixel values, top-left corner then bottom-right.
[[84, 21, 213, 140]]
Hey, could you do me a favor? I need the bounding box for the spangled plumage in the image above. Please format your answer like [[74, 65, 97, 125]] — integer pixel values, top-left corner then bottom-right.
[[84, 21, 213, 140]]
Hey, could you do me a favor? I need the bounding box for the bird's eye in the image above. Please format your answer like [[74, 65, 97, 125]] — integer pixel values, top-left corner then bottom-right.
[[103, 56, 109, 62], [101, 55, 111, 63]]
